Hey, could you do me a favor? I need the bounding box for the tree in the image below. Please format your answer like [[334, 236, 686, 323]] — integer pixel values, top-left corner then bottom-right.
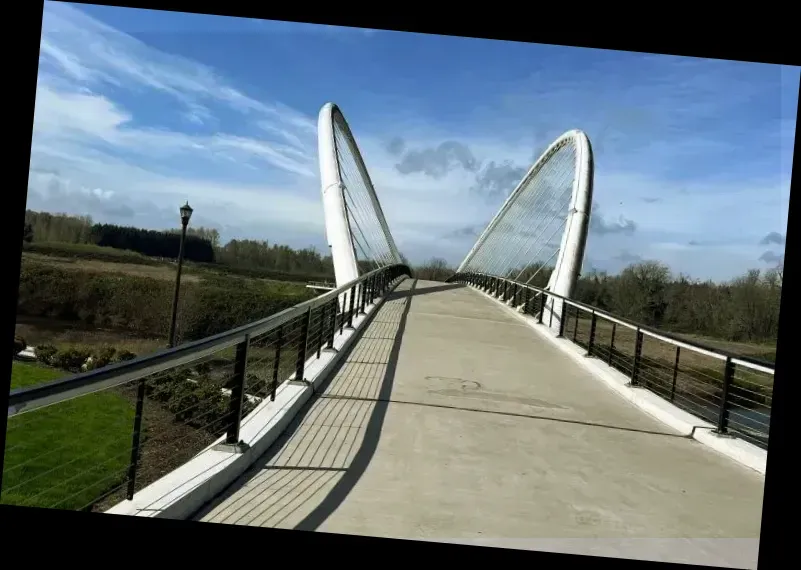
[[612, 260, 671, 326], [414, 258, 452, 282], [23, 222, 33, 243]]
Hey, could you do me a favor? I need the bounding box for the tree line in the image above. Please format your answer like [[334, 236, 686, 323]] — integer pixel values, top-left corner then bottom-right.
[[414, 258, 783, 344], [23, 210, 336, 275], [22, 209, 415, 281]]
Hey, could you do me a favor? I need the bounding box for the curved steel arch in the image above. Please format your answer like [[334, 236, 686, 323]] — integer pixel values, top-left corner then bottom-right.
[[318, 102, 402, 288], [458, 129, 594, 325]]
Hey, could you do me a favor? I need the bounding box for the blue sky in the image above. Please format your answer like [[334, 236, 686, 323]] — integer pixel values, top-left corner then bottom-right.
[[28, 2, 797, 281]]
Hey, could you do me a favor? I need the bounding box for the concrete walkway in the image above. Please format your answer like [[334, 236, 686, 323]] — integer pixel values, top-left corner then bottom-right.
[[194, 279, 764, 568]]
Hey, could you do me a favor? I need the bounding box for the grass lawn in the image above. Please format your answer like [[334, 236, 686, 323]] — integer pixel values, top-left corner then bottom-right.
[[2, 361, 135, 511]]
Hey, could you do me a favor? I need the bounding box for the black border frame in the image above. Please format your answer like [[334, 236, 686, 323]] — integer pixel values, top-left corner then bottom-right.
[[4, 2, 796, 569]]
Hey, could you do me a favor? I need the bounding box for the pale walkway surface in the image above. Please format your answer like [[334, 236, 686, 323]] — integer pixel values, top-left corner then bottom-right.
[[195, 279, 764, 566]]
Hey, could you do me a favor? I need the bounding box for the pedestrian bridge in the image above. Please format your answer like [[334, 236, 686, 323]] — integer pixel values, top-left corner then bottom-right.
[[194, 279, 764, 550], [5, 103, 772, 569]]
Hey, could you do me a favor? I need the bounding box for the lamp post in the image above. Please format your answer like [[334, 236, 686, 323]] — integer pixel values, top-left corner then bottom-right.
[[168, 202, 193, 348]]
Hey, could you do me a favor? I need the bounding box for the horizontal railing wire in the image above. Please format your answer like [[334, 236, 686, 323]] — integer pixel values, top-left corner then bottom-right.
[[3, 264, 411, 512], [451, 272, 774, 450]]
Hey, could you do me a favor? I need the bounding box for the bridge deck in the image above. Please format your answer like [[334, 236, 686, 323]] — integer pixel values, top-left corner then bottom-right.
[[195, 279, 764, 564]]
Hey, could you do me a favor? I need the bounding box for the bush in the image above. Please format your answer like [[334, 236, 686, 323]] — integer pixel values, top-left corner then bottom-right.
[[35, 344, 58, 365], [14, 335, 26, 357], [50, 347, 92, 372], [85, 346, 117, 370], [17, 259, 312, 344], [177, 284, 309, 342], [146, 369, 256, 435], [115, 350, 137, 362]]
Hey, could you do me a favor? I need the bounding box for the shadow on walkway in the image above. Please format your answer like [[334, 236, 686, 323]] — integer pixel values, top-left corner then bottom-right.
[[398, 282, 464, 298], [193, 276, 703, 530], [193, 278, 418, 528]]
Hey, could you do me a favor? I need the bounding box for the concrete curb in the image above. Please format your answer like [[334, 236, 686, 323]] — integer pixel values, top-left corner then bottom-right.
[[466, 284, 767, 476], [105, 277, 408, 519]]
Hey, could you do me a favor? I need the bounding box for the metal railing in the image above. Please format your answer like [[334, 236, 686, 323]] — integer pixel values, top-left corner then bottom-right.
[[449, 272, 775, 450], [3, 264, 410, 512]]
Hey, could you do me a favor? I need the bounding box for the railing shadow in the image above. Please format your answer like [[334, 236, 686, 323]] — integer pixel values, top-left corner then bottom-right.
[[192, 278, 418, 528], [399, 282, 463, 298]]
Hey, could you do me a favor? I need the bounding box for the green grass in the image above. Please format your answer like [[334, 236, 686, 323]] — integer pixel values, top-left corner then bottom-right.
[[9, 360, 64, 389], [2, 362, 135, 511]]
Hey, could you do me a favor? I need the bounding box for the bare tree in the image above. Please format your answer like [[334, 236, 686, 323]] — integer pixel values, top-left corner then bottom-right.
[[414, 258, 453, 282]]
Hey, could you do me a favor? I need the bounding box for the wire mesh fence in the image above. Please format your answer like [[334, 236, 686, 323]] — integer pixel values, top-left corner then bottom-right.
[[3, 265, 410, 513], [454, 272, 775, 450]]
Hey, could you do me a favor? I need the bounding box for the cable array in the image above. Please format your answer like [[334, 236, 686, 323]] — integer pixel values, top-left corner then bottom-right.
[[458, 130, 593, 301], [333, 114, 400, 272]]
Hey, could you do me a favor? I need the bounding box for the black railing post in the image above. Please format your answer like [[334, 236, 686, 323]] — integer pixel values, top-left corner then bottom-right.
[[340, 293, 346, 335], [557, 301, 566, 337], [716, 357, 734, 434], [225, 334, 250, 445], [537, 293, 544, 324], [549, 298, 555, 328], [359, 282, 367, 314], [125, 377, 147, 500], [295, 307, 312, 383], [271, 325, 283, 401], [316, 304, 326, 358], [326, 298, 337, 350], [608, 323, 616, 366], [670, 346, 681, 402], [512, 283, 518, 305], [631, 329, 643, 385], [347, 286, 356, 327], [572, 307, 580, 342], [587, 312, 597, 356], [524, 287, 531, 314]]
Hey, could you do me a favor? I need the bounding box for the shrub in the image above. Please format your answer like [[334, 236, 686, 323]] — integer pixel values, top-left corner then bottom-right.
[[85, 345, 117, 370], [13, 335, 26, 357], [115, 350, 137, 362], [35, 344, 58, 365], [50, 347, 92, 372]]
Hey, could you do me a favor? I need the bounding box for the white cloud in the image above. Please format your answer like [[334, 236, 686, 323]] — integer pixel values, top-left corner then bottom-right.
[[30, 2, 796, 281]]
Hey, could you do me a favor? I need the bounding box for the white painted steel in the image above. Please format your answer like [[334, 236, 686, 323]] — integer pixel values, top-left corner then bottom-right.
[[458, 130, 594, 331], [318, 103, 402, 288]]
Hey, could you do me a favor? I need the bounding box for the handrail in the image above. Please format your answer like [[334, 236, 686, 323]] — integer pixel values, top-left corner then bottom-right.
[[450, 270, 774, 449], [448, 271, 775, 372], [9, 264, 411, 417]]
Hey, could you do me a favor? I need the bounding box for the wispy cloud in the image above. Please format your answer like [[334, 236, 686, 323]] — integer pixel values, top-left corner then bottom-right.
[[29, 3, 796, 281], [31, 2, 324, 247]]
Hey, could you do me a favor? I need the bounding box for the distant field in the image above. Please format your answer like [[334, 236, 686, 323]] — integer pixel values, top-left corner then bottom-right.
[[23, 242, 158, 265], [21, 241, 333, 286], [23, 252, 205, 283]]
